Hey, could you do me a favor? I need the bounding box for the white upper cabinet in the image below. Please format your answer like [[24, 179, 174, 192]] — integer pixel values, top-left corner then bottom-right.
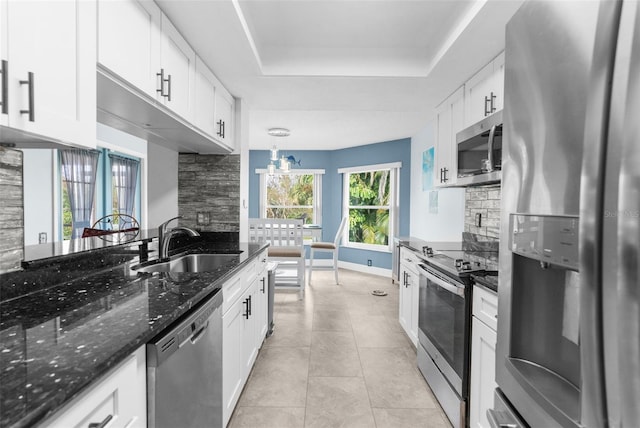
[[98, 0, 161, 98], [159, 13, 195, 121], [97, 0, 235, 153], [194, 56, 217, 137], [1, 0, 96, 147], [435, 86, 464, 186], [194, 56, 235, 150], [464, 52, 505, 127], [214, 86, 234, 149]]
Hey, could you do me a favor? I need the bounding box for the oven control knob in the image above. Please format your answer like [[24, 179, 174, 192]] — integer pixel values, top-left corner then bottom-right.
[[455, 259, 463, 268], [462, 262, 471, 270], [423, 246, 434, 257]]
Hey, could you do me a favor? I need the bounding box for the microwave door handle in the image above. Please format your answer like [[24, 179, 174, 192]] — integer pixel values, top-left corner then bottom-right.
[[487, 124, 497, 172], [420, 268, 464, 297]]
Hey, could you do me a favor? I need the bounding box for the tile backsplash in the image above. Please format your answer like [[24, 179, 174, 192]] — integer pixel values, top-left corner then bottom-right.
[[0, 148, 24, 273], [178, 153, 240, 232], [464, 184, 501, 240]]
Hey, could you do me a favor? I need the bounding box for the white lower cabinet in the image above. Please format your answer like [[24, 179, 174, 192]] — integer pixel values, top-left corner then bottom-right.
[[44, 346, 147, 428], [470, 286, 498, 428], [222, 250, 269, 427], [398, 247, 420, 346]]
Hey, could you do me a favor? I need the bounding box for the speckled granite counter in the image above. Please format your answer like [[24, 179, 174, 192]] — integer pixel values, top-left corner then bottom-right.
[[0, 239, 268, 428]]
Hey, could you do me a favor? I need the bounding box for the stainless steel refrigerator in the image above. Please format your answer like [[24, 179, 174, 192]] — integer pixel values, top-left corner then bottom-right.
[[492, 0, 640, 427]]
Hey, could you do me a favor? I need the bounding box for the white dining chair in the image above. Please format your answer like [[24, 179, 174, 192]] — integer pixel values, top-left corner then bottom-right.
[[308, 217, 348, 284]]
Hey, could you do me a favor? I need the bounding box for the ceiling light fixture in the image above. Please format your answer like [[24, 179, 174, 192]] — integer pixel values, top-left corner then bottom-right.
[[267, 128, 292, 175]]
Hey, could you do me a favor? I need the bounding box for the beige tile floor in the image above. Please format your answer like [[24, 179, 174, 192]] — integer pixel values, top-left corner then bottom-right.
[[228, 269, 453, 428]]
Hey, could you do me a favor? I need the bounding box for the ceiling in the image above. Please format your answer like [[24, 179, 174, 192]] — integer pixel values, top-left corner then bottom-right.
[[156, 0, 524, 150]]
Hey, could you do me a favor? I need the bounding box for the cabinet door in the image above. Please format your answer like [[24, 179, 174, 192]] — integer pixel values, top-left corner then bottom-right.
[[464, 52, 505, 126], [7, 0, 96, 147], [241, 282, 259, 379], [408, 269, 419, 346], [160, 13, 195, 121], [194, 56, 217, 137], [398, 266, 412, 341], [400, 268, 418, 347], [435, 86, 464, 186], [255, 271, 269, 343], [464, 61, 495, 126], [492, 52, 505, 112], [214, 88, 234, 149], [45, 347, 146, 428], [97, 0, 161, 98], [223, 299, 244, 426], [470, 316, 497, 428]]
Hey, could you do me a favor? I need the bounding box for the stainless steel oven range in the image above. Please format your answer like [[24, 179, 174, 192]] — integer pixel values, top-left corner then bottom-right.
[[417, 247, 497, 428]]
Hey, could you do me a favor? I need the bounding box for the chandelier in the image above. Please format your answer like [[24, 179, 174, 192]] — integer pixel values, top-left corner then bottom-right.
[[267, 128, 291, 174]]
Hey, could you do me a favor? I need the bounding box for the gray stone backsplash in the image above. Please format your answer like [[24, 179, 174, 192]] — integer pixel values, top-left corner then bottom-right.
[[178, 153, 240, 232], [0, 147, 24, 273], [465, 184, 501, 241]]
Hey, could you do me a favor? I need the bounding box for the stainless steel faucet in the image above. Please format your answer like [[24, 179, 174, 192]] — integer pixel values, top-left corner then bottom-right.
[[158, 216, 200, 260]]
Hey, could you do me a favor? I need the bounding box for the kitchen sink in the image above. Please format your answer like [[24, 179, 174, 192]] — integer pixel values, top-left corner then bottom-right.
[[134, 253, 242, 273]]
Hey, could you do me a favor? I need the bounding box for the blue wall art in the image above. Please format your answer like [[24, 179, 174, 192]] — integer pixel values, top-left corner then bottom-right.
[[422, 147, 435, 191]]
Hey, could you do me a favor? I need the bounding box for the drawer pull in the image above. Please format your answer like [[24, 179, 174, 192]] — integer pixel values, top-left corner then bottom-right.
[[88, 414, 112, 428]]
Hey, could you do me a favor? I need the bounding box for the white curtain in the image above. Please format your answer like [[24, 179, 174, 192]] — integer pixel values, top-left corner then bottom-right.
[[109, 154, 140, 226], [60, 149, 100, 239]]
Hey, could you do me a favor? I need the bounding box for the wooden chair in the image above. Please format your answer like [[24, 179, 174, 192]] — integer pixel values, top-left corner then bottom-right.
[[248, 218, 305, 291], [308, 217, 348, 285]]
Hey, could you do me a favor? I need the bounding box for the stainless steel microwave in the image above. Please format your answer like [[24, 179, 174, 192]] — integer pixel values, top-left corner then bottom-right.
[[456, 110, 503, 186]]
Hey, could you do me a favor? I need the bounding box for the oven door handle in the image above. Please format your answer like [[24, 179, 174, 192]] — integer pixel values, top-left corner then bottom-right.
[[419, 265, 465, 297]]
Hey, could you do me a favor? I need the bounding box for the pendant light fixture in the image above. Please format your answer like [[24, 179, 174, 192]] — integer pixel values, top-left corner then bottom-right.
[[266, 128, 291, 174]]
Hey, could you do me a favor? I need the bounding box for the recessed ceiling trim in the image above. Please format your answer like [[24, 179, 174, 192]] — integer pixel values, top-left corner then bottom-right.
[[425, 0, 487, 77], [231, 0, 264, 71]]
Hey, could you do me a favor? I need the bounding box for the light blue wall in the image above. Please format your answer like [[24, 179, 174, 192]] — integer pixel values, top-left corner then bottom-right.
[[249, 138, 411, 269]]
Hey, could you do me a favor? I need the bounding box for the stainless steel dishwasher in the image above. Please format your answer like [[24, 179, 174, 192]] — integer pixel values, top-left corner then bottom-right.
[[147, 289, 223, 428]]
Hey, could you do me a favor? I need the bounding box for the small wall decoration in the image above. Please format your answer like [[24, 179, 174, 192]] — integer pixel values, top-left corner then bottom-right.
[[422, 147, 435, 191], [429, 191, 439, 214]]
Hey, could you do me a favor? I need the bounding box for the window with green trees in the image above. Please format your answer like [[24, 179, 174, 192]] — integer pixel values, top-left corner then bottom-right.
[[341, 163, 399, 251], [265, 173, 316, 223]]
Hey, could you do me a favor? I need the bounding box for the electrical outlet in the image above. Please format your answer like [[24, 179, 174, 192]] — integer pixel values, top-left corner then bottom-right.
[[38, 232, 47, 244], [475, 213, 482, 227], [367, 259, 372, 266]]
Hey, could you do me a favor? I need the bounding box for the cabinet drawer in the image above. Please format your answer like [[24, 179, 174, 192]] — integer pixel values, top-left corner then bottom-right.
[[223, 274, 244, 314], [400, 247, 420, 275], [473, 285, 498, 331], [44, 347, 146, 428]]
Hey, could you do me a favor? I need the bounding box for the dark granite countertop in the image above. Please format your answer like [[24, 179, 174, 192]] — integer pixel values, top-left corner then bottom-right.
[[0, 239, 268, 428]]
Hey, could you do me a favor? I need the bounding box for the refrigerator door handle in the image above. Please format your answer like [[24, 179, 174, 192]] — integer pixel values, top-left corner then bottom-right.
[[579, 0, 623, 426]]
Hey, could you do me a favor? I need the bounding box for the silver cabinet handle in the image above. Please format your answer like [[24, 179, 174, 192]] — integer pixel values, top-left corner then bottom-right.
[[156, 68, 166, 97], [0, 60, 7, 114], [19, 71, 34, 122], [166, 73, 171, 101], [88, 414, 113, 428]]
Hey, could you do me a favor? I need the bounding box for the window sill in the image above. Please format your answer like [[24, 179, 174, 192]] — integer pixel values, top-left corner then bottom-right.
[[343, 243, 392, 253]]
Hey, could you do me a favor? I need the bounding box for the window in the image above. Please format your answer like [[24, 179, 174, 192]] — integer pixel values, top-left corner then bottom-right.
[[60, 149, 141, 240], [340, 162, 401, 252], [258, 169, 324, 225]]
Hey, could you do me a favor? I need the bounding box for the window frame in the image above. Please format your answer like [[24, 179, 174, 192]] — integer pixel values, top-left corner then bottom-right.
[[57, 145, 145, 241], [256, 169, 324, 226], [339, 162, 401, 253]]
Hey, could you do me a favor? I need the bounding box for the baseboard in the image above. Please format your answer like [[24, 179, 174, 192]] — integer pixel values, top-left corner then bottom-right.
[[305, 259, 391, 278]]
